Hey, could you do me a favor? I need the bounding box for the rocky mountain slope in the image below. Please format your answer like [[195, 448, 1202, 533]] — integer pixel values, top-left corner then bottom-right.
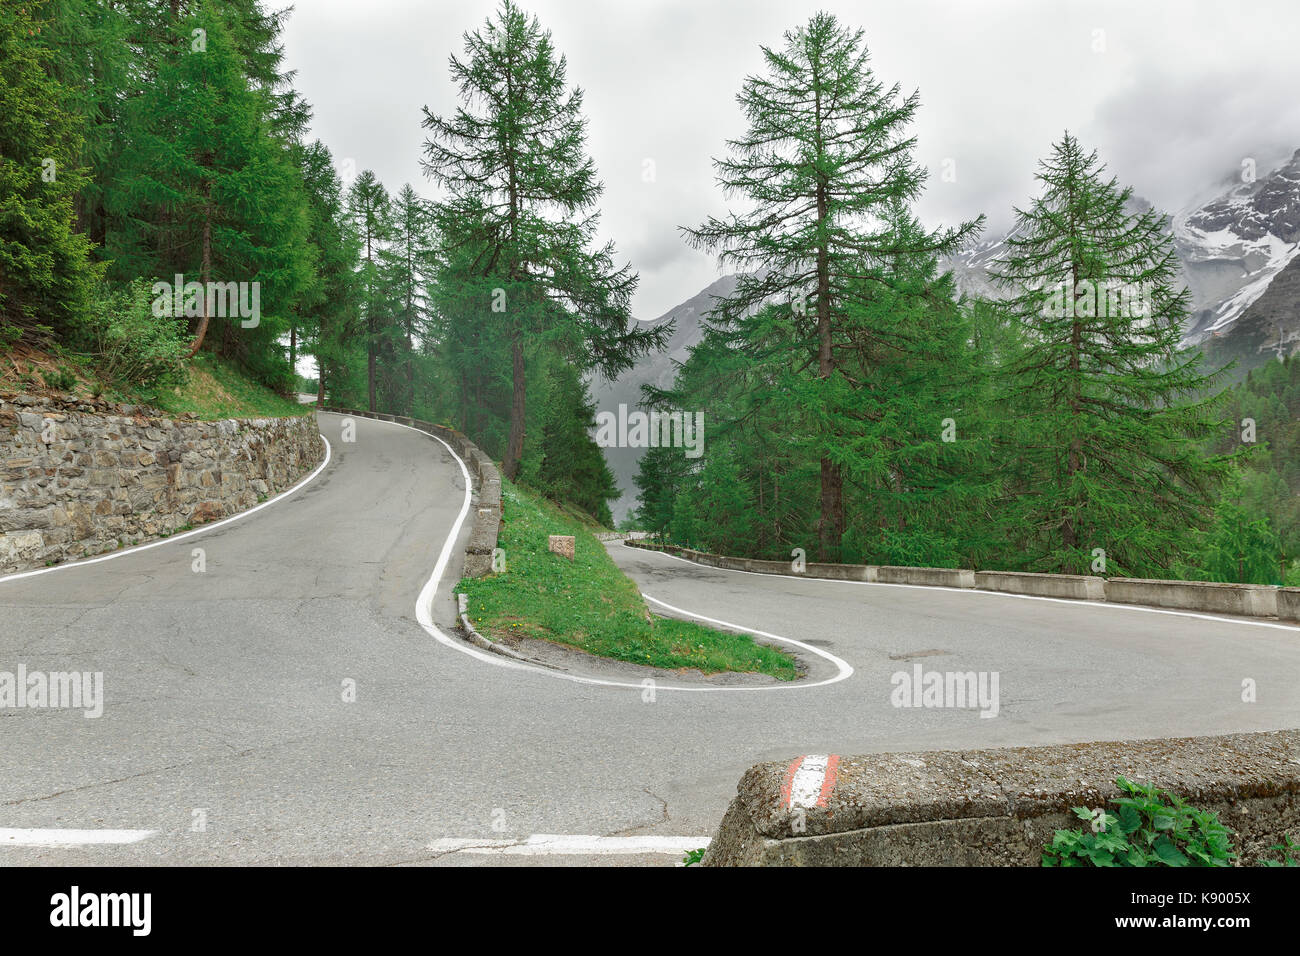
[[590, 274, 738, 522]]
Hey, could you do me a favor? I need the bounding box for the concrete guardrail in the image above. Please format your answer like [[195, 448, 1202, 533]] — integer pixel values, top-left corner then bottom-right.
[[1105, 577, 1279, 618], [876, 565, 975, 588], [976, 570, 1105, 601], [702, 730, 1300, 866], [624, 541, 1294, 621], [1280, 588, 1300, 622]]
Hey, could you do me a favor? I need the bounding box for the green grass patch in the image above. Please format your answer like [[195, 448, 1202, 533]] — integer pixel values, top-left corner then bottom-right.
[[148, 353, 310, 420], [458, 480, 799, 680]]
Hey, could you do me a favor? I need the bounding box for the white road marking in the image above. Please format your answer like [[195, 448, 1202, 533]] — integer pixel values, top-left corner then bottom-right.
[[0, 828, 155, 847], [428, 834, 709, 856], [344, 413, 857, 692], [0, 433, 333, 586], [638, 545, 1300, 633]]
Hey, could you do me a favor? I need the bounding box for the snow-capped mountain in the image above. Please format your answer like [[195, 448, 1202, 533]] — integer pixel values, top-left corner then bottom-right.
[[943, 149, 1300, 362], [1175, 149, 1300, 344]]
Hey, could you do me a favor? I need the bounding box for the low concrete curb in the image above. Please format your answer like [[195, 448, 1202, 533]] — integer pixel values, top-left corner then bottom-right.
[[702, 730, 1300, 866], [454, 592, 542, 664], [319, 406, 501, 579], [1105, 577, 1279, 617]]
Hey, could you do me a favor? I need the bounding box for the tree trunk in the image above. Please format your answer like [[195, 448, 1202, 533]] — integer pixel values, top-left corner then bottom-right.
[[814, 186, 844, 562], [185, 197, 212, 359], [367, 344, 376, 413], [503, 335, 525, 480]]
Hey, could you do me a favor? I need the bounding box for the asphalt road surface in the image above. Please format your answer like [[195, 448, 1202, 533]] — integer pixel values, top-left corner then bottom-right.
[[2, 411, 1298, 865]]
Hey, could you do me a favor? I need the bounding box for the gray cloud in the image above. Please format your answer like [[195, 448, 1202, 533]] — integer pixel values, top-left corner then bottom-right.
[[281, 0, 1300, 315]]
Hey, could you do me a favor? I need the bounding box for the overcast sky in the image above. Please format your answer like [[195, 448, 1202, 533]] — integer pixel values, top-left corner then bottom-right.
[[280, 0, 1300, 319]]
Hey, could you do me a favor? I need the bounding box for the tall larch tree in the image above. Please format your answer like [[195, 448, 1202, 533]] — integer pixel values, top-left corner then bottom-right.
[[683, 12, 980, 560], [421, 0, 665, 480], [990, 133, 1237, 574]]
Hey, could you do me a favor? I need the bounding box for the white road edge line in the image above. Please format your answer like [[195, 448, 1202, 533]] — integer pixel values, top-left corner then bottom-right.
[[0, 828, 156, 847], [333, 413, 856, 691], [0, 431, 333, 586], [634, 543, 1300, 633], [427, 834, 710, 856]]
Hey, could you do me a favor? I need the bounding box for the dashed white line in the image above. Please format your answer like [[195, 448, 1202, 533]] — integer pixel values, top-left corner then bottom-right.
[[428, 834, 709, 856], [0, 828, 156, 847]]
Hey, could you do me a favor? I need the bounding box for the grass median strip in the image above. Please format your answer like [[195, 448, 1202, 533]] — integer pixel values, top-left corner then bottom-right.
[[457, 481, 799, 680]]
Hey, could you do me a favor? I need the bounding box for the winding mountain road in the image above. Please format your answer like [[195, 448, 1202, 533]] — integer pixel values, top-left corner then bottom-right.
[[2, 411, 1297, 865]]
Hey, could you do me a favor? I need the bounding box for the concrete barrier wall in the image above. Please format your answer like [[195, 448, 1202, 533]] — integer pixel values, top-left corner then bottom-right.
[[703, 730, 1300, 866], [321, 407, 501, 578], [1105, 577, 1279, 617], [876, 566, 975, 588], [624, 539, 877, 582], [625, 541, 1293, 621], [976, 570, 1105, 601], [1280, 588, 1300, 622]]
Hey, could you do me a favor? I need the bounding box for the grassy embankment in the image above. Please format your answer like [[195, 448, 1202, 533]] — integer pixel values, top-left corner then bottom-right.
[[457, 479, 799, 680], [2, 346, 309, 420]]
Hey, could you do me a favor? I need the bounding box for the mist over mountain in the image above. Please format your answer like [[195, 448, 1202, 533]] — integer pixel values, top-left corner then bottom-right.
[[590, 274, 739, 523], [946, 149, 1300, 360]]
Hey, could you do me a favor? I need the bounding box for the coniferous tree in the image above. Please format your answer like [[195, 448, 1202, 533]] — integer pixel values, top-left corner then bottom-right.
[[683, 12, 980, 560], [421, 0, 665, 479], [107, 1, 312, 365], [381, 184, 435, 415], [346, 169, 392, 411], [0, 0, 97, 340], [294, 140, 358, 405], [990, 133, 1237, 574]]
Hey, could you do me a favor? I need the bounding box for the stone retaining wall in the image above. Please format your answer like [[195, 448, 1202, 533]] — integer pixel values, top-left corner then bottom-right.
[[0, 393, 323, 573]]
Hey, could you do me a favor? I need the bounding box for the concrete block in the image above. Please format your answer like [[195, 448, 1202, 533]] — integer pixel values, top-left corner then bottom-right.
[[1278, 588, 1300, 622], [548, 535, 575, 560], [703, 730, 1300, 867], [1105, 577, 1278, 617], [975, 570, 1105, 601], [877, 566, 975, 588]]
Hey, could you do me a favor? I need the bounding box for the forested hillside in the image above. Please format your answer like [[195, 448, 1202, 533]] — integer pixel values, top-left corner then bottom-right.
[[0, 0, 629, 524], [633, 15, 1299, 586], [3, 0, 1295, 576]]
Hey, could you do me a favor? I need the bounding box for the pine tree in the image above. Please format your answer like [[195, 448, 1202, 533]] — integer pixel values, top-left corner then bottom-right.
[[0, 0, 97, 340], [990, 133, 1236, 574], [107, 1, 312, 367], [421, 0, 665, 479], [295, 140, 358, 406], [346, 169, 392, 412], [683, 12, 980, 560], [381, 184, 435, 415]]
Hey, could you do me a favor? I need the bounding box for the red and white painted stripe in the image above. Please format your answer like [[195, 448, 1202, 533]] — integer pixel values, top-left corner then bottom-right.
[[780, 754, 840, 810]]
